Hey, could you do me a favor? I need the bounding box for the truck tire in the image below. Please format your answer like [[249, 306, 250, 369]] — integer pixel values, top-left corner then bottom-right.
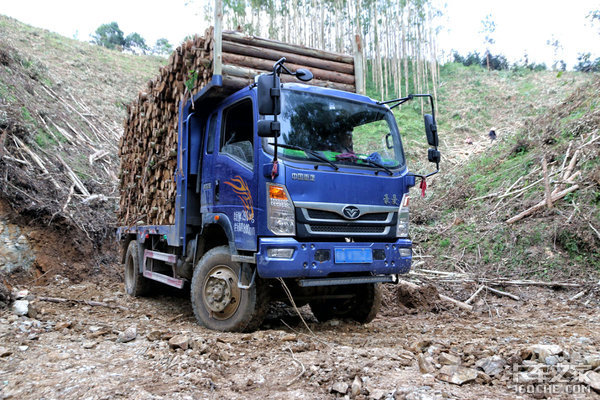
[[190, 246, 268, 332], [309, 283, 382, 324], [124, 240, 150, 297]]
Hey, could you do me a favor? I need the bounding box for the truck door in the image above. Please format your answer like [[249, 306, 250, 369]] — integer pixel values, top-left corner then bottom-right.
[[210, 96, 257, 251]]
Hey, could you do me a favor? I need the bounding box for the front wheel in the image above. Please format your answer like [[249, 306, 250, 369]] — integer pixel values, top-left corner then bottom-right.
[[190, 246, 268, 332], [309, 283, 382, 324]]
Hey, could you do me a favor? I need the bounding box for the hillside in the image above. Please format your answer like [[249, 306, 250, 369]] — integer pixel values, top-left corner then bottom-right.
[[412, 67, 600, 280], [0, 15, 165, 276]]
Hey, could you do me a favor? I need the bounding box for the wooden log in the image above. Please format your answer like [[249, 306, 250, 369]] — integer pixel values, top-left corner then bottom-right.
[[222, 31, 354, 64], [222, 41, 354, 75], [222, 52, 355, 85], [221, 65, 356, 92], [506, 185, 579, 224]]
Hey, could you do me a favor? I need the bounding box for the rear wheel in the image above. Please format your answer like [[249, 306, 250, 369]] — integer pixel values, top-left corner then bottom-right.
[[191, 246, 268, 332], [124, 240, 150, 297], [309, 283, 382, 324]]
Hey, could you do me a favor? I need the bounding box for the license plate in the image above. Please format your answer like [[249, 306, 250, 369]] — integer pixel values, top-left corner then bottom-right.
[[334, 248, 373, 264]]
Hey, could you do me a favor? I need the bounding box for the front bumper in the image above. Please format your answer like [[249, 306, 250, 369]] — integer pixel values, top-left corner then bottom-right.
[[256, 237, 412, 278]]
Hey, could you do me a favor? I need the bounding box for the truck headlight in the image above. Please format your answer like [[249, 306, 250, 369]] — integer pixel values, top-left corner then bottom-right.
[[267, 183, 295, 235], [396, 195, 409, 237]]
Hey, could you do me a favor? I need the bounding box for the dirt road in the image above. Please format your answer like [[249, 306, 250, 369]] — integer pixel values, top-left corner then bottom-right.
[[1, 275, 599, 399]]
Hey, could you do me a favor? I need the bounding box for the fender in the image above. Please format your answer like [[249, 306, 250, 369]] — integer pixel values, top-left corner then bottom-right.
[[202, 213, 237, 253]]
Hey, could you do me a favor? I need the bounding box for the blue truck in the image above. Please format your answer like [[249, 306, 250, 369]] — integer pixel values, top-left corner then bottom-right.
[[117, 58, 440, 332]]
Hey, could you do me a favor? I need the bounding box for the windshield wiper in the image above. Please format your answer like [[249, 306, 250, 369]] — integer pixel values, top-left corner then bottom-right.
[[361, 157, 393, 175], [269, 143, 339, 170]]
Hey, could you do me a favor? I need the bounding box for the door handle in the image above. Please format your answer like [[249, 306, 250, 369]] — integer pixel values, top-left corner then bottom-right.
[[214, 179, 219, 202]]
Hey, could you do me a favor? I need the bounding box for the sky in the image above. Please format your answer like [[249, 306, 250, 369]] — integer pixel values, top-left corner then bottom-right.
[[1, 0, 599, 69]]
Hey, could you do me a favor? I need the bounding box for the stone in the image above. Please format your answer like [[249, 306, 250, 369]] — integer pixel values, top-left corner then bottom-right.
[[18, 345, 28, 352], [331, 381, 348, 394], [583, 371, 600, 392], [281, 334, 297, 342], [55, 321, 72, 330], [526, 344, 562, 361], [117, 325, 137, 343], [368, 389, 385, 400], [584, 355, 600, 369], [544, 355, 559, 366], [439, 352, 461, 366], [12, 300, 28, 316], [147, 330, 163, 341], [0, 346, 12, 357], [436, 365, 478, 385], [412, 339, 432, 353], [475, 355, 506, 377], [418, 353, 435, 374], [351, 376, 362, 397], [82, 341, 97, 349], [169, 334, 191, 350]]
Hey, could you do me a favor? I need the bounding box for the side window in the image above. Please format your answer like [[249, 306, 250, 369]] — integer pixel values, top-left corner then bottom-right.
[[220, 98, 254, 167], [206, 113, 217, 154]]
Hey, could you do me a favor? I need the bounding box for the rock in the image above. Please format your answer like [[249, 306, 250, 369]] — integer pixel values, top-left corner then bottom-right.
[[82, 341, 97, 349], [417, 353, 435, 374], [12, 300, 28, 316], [0, 346, 12, 357], [331, 381, 348, 394], [281, 334, 297, 342], [26, 302, 38, 318], [117, 325, 137, 343], [439, 352, 461, 366], [475, 355, 506, 377], [351, 376, 362, 397], [525, 344, 562, 361], [369, 389, 385, 400], [14, 289, 28, 299], [437, 365, 478, 385], [412, 339, 432, 353], [147, 330, 163, 341], [18, 345, 28, 351], [583, 371, 600, 392], [169, 334, 191, 350], [55, 321, 72, 330], [544, 355, 559, 366], [585, 355, 600, 369]]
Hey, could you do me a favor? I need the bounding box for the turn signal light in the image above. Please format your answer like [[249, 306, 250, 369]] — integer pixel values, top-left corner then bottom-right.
[[269, 185, 288, 200]]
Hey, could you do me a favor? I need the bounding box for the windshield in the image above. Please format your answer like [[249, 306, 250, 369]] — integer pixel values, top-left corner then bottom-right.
[[262, 89, 405, 169]]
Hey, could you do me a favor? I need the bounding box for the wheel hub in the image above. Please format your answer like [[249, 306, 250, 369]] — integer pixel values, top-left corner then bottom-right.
[[203, 266, 241, 318]]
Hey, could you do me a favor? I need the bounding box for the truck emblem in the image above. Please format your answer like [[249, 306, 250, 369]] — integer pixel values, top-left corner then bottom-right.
[[342, 205, 360, 220], [291, 173, 315, 181], [224, 176, 254, 221]]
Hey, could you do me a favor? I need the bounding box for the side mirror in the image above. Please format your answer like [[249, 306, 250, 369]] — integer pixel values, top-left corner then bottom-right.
[[257, 120, 280, 138], [424, 114, 438, 147], [428, 148, 441, 164], [295, 68, 313, 82], [257, 74, 281, 116]]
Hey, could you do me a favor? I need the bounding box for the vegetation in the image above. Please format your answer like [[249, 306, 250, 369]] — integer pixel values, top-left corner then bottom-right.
[[200, 0, 443, 100], [91, 22, 169, 55]]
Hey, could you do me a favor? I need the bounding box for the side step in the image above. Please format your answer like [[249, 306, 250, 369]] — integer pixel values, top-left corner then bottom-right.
[[143, 250, 185, 289], [298, 275, 396, 287]]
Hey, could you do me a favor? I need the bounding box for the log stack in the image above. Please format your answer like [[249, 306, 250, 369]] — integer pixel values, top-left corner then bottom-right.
[[118, 27, 357, 226]]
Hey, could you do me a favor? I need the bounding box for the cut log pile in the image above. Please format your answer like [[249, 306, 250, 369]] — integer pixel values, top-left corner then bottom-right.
[[118, 27, 356, 226]]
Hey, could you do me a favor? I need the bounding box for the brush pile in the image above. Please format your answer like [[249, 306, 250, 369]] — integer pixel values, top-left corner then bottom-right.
[[118, 27, 356, 226]]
